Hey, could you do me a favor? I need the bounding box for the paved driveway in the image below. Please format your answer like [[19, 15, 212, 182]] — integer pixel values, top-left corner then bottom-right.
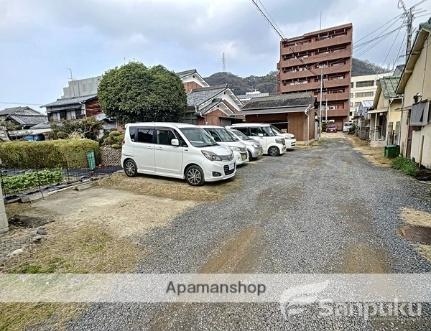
[[71, 137, 431, 330]]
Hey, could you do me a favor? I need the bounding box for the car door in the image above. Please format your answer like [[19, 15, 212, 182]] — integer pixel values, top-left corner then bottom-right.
[[154, 128, 184, 177], [249, 127, 267, 151], [130, 126, 155, 173]]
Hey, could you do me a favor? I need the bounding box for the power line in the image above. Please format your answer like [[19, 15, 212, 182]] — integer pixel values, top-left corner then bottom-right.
[[250, 0, 285, 39], [0, 101, 43, 106], [354, 24, 406, 50], [382, 17, 406, 68], [391, 32, 407, 70], [355, 13, 404, 44]]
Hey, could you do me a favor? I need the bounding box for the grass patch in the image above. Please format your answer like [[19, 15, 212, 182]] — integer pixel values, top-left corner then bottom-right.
[[0, 223, 140, 330], [392, 156, 418, 176]]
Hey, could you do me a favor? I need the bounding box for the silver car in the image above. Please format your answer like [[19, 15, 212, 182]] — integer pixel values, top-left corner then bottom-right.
[[227, 128, 263, 160]]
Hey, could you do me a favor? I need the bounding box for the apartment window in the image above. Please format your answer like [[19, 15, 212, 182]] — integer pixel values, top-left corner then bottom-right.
[[356, 80, 374, 88], [351, 82, 354, 88], [355, 91, 374, 98], [350, 93, 354, 98]]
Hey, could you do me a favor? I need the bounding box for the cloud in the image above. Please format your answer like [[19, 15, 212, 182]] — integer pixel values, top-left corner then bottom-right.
[[0, 0, 429, 107]]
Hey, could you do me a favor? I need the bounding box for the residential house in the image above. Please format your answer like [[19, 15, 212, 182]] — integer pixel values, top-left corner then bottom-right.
[[240, 92, 317, 143], [397, 18, 431, 169], [42, 77, 102, 122], [183, 85, 244, 126], [176, 69, 209, 93], [0, 106, 47, 130], [368, 75, 402, 147], [353, 100, 373, 140]]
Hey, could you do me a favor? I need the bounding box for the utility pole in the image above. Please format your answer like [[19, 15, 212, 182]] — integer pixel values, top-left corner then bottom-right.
[[325, 97, 328, 122], [319, 69, 323, 138], [0, 184, 8, 233], [398, 0, 425, 59]]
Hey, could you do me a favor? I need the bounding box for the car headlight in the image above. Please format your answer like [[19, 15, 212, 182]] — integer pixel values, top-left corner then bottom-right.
[[231, 146, 241, 152], [201, 150, 222, 161], [252, 143, 260, 148], [275, 138, 284, 144]]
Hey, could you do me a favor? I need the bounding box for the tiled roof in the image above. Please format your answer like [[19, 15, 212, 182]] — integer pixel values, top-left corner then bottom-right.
[[42, 94, 97, 108], [242, 92, 314, 110], [8, 115, 47, 126], [30, 122, 51, 129], [380, 77, 401, 99], [187, 85, 227, 107], [0, 106, 42, 116], [176, 69, 197, 78]]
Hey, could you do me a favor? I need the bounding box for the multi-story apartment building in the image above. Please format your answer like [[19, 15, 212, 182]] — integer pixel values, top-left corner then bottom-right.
[[349, 73, 392, 119], [278, 23, 352, 130]]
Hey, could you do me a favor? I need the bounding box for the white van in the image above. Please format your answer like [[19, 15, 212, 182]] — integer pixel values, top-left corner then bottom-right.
[[121, 123, 236, 186], [199, 125, 249, 165], [227, 128, 263, 160], [227, 123, 286, 156], [269, 125, 297, 149]]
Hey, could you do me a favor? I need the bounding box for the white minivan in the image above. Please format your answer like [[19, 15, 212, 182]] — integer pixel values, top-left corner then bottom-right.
[[199, 125, 249, 166], [227, 123, 286, 156], [121, 123, 236, 186], [270, 125, 297, 149]]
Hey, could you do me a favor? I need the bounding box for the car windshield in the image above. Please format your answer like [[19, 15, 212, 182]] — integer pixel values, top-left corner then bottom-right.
[[230, 129, 252, 141], [205, 128, 236, 142], [262, 126, 276, 136], [270, 125, 282, 135], [180, 128, 218, 147]]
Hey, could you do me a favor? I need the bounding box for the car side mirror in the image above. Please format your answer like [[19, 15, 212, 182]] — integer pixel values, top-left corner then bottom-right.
[[171, 138, 179, 146], [258, 133, 264, 137]]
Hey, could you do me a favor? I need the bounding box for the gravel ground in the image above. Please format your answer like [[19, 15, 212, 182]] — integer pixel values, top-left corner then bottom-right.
[[68, 137, 431, 330]]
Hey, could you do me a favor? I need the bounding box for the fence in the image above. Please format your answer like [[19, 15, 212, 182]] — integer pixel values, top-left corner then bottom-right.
[[0, 152, 121, 202]]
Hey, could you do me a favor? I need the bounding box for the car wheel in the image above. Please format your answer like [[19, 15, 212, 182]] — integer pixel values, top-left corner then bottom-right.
[[248, 150, 253, 160], [124, 159, 138, 177], [268, 146, 280, 156], [185, 165, 204, 186]]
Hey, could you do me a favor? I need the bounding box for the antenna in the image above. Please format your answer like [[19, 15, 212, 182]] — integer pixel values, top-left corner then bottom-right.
[[222, 52, 226, 72], [67, 68, 73, 81]]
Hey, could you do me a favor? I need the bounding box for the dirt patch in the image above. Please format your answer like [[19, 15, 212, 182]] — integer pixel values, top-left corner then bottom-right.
[[99, 172, 240, 202], [341, 244, 391, 273], [200, 226, 260, 273], [401, 208, 431, 228], [346, 135, 392, 167], [0, 180, 199, 329], [399, 225, 431, 245]]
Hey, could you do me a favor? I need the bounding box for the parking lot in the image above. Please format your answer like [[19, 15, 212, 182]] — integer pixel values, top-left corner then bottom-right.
[[2, 135, 431, 329]]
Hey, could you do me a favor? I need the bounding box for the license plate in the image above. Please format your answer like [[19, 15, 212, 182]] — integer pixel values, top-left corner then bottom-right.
[[228, 163, 234, 170]]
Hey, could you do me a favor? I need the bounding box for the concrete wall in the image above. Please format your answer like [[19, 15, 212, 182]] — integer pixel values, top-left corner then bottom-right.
[[400, 34, 431, 168]]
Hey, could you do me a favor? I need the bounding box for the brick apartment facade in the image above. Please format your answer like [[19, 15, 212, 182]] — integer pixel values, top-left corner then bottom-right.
[[278, 23, 352, 130]]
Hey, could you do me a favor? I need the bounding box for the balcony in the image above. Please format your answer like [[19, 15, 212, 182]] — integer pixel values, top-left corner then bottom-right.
[[280, 47, 352, 67], [281, 77, 351, 93], [318, 92, 350, 102], [279, 62, 352, 80], [281, 32, 352, 54]]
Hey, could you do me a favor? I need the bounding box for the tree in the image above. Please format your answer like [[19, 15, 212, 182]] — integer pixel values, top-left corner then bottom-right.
[[97, 62, 187, 123], [50, 117, 103, 140]]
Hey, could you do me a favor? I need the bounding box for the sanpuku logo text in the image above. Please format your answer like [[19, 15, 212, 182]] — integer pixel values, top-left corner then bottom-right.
[[279, 281, 422, 320]]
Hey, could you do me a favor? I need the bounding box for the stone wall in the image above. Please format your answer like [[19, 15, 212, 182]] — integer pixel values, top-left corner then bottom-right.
[[100, 146, 121, 167]]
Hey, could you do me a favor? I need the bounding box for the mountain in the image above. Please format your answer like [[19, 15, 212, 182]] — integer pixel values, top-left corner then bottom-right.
[[204, 58, 388, 95]]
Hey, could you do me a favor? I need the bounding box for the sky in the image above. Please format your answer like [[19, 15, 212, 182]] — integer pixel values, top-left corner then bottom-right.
[[0, 0, 430, 110]]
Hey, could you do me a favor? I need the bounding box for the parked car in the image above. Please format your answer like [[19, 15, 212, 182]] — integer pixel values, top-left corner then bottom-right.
[[199, 125, 249, 165], [343, 121, 353, 132], [227, 123, 286, 156], [227, 128, 263, 160], [121, 123, 236, 186], [326, 123, 338, 133], [269, 125, 296, 149]]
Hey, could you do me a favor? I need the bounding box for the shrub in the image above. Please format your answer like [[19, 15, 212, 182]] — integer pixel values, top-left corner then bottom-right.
[[50, 117, 103, 140], [2, 169, 63, 193], [392, 156, 418, 176], [0, 139, 99, 169], [101, 131, 124, 149]]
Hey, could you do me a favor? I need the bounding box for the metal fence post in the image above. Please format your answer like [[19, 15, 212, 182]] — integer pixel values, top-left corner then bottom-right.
[[0, 183, 8, 233]]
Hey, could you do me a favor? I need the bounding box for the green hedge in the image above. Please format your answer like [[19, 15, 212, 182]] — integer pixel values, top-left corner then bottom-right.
[[0, 139, 99, 169], [2, 169, 63, 193]]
